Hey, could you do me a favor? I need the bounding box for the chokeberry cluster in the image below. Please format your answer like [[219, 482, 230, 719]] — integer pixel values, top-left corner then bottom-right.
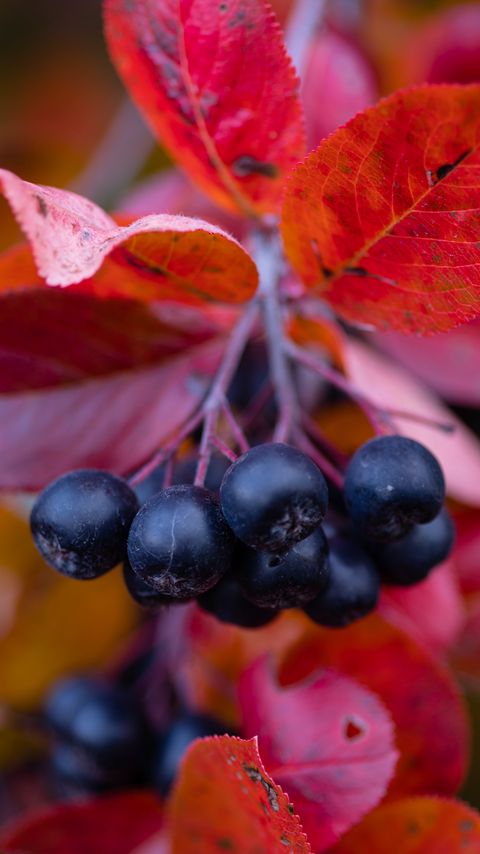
[[30, 433, 454, 631]]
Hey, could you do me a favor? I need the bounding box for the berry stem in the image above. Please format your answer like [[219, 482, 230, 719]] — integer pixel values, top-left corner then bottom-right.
[[194, 300, 260, 486], [254, 230, 298, 442], [221, 400, 250, 453], [129, 409, 204, 486], [293, 426, 345, 490], [285, 340, 393, 434]]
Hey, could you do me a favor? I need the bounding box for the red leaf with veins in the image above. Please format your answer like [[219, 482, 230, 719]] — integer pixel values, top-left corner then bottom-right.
[[0, 791, 165, 854], [282, 84, 480, 334], [0, 168, 258, 303], [104, 0, 305, 216], [239, 658, 397, 852], [169, 735, 312, 853]]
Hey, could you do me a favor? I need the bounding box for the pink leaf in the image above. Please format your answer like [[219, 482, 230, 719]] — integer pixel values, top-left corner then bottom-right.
[[379, 561, 465, 656], [0, 338, 223, 491], [302, 31, 377, 151], [239, 658, 398, 852], [344, 338, 480, 507], [0, 168, 258, 303]]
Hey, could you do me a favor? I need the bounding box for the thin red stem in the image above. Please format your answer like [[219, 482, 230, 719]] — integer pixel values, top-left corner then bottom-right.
[[129, 408, 204, 487], [293, 427, 345, 490], [210, 435, 238, 463], [222, 400, 250, 454]]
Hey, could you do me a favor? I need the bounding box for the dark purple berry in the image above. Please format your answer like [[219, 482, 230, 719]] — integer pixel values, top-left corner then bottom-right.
[[127, 485, 233, 597], [30, 469, 138, 579], [123, 559, 193, 608], [305, 535, 380, 628], [344, 436, 445, 542], [372, 507, 455, 586], [198, 572, 278, 628], [220, 443, 328, 552], [235, 527, 330, 609], [153, 713, 227, 795]]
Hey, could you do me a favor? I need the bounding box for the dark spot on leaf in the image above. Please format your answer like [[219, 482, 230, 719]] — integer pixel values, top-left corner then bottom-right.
[[36, 195, 48, 217], [280, 836, 291, 846], [434, 149, 471, 183], [242, 763, 280, 812], [460, 819, 475, 832], [232, 156, 278, 179], [288, 804, 294, 815], [217, 838, 235, 850], [406, 820, 420, 836], [345, 266, 368, 276], [343, 716, 365, 741], [219, 2, 227, 10]]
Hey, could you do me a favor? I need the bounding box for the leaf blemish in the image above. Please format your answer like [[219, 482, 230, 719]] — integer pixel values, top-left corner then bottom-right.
[[242, 763, 280, 812], [36, 195, 48, 218], [232, 155, 278, 179], [434, 149, 472, 183], [343, 715, 366, 741]]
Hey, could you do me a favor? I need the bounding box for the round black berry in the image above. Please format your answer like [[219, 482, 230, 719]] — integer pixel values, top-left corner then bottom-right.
[[220, 443, 328, 552], [44, 676, 98, 739], [305, 535, 380, 628], [198, 572, 278, 628], [127, 485, 233, 597], [123, 559, 193, 608], [372, 507, 455, 586], [235, 527, 330, 609], [49, 741, 125, 796], [153, 712, 227, 795], [30, 470, 138, 579], [344, 436, 445, 542]]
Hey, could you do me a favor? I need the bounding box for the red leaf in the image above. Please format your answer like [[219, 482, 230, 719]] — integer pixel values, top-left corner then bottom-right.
[[302, 31, 377, 151], [344, 338, 480, 507], [379, 561, 465, 657], [0, 791, 164, 854], [0, 168, 258, 303], [452, 509, 480, 595], [331, 797, 480, 854], [168, 735, 312, 853], [0, 336, 223, 491], [281, 84, 480, 334], [239, 658, 397, 852], [104, 0, 305, 216], [374, 320, 480, 406], [450, 594, 480, 686], [280, 615, 469, 799]]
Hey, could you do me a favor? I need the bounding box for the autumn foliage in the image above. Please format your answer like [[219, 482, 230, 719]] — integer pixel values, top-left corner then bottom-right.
[[3, 0, 480, 852]]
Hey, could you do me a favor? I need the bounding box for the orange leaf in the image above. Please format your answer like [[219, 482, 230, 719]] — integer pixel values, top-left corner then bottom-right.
[[168, 735, 312, 853], [281, 84, 480, 334], [331, 797, 480, 854], [104, 0, 305, 216], [0, 168, 258, 303]]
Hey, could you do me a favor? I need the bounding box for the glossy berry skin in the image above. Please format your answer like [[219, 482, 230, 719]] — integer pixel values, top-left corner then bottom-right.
[[31, 470, 138, 579], [153, 713, 227, 795], [127, 485, 233, 597], [344, 436, 445, 542], [220, 443, 329, 553], [198, 572, 278, 628], [45, 678, 148, 784], [123, 559, 193, 608], [236, 527, 330, 609], [372, 507, 455, 586], [305, 536, 380, 628]]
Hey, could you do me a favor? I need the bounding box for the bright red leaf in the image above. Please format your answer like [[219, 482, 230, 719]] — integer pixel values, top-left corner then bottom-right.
[[331, 797, 480, 854], [344, 338, 480, 507], [379, 561, 465, 657], [104, 0, 305, 217], [168, 735, 312, 853], [0, 791, 165, 854], [280, 615, 469, 799], [281, 84, 480, 334], [450, 594, 480, 686], [0, 168, 258, 303], [239, 658, 397, 852]]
